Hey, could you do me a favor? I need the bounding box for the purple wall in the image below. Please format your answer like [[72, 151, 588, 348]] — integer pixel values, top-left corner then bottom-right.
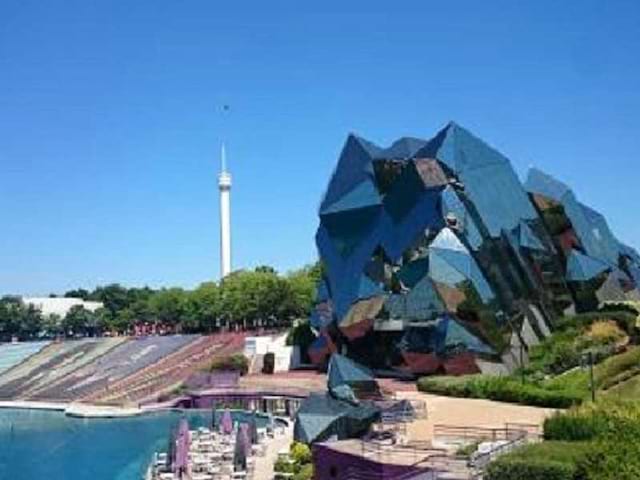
[[312, 443, 433, 480]]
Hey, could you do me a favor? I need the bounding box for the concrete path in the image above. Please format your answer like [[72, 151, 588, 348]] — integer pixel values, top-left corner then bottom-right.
[[397, 391, 555, 442], [252, 424, 293, 480]]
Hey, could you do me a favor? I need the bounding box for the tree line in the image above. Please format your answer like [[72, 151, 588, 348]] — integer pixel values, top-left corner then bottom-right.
[[0, 264, 320, 341]]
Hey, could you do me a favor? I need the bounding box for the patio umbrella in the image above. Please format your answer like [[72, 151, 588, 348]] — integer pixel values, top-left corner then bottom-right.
[[211, 401, 218, 430], [174, 418, 190, 475], [167, 424, 178, 469], [240, 423, 251, 456], [221, 408, 233, 435], [249, 412, 259, 445], [233, 426, 248, 472]]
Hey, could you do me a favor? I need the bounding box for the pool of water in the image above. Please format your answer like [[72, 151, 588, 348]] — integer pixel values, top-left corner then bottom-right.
[[0, 408, 267, 480]]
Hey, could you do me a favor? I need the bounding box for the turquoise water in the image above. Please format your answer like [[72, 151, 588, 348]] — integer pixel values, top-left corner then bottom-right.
[[0, 408, 266, 480]]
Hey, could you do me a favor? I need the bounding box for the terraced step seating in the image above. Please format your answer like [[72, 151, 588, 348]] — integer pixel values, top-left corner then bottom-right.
[[0, 332, 256, 405], [0, 341, 49, 374]]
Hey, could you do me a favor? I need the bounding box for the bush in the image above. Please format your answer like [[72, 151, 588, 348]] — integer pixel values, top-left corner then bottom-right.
[[455, 440, 481, 457], [544, 410, 607, 442], [556, 311, 637, 336], [578, 430, 640, 480], [274, 458, 295, 474], [486, 441, 589, 480], [293, 463, 313, 480], [486, 459, 575, 480], [208, 354, 249, 375], [582, 321, 627, 347], [290, 442, 312, 465], [574, 402, 640, 480], [417, 375, 582, 408]]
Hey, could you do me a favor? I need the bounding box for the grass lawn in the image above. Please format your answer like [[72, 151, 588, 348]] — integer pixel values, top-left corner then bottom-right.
[[604, 373, 640, 399]]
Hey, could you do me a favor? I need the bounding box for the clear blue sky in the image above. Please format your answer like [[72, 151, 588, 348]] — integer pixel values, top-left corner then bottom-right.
[[2, 1, 640, 295]]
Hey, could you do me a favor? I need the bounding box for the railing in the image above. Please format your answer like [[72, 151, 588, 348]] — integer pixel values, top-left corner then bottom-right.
[[433, 424, 525, 443], [470, 435, 526, 470], [432, 423, 541, 476], [504, 422, 542, 439]]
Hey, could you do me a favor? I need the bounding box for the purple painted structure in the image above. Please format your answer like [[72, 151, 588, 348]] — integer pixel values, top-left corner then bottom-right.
[[173, 390, 305, 409], [240, 423, 251, 456], [312, 443, 435, 480], [222, 409, 233, 435], [234, 425, 249, 472], [173, 418, 191, 475]]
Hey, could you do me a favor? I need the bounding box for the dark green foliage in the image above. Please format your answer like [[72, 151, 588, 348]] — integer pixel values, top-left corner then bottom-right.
[[486, 459, 575, 480], [578, 421, 640, 480], [539, 402, 640, 480], [62, 305, 104, 337], [0, 298, 43, 341], [417, 375, 582, 408], [527, 330, 582, 375], [0, 263, 320, 338], [544, 411, 607, 442], [486, 442, 589, 480], [287, 321, 316, 349]]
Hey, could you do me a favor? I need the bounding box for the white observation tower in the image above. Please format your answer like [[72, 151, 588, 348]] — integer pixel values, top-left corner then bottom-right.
[[218, 143, 232, 279]]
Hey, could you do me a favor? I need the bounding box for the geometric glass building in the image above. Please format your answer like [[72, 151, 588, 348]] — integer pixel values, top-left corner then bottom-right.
[[309, 122, 640, 375]]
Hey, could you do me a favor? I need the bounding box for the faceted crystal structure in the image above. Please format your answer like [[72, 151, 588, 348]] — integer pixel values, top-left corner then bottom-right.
[[309, 122, 640, 375]]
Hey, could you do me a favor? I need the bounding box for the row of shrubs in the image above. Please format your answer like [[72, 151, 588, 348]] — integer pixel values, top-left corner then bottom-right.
[[485, 442, 589, 480], [487, 402, 640, 480], [417, 375, 582, 408]]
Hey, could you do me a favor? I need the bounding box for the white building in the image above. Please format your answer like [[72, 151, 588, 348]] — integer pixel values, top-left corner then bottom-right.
[[244, 334, 300, 372], [22, 297, 103, 317]]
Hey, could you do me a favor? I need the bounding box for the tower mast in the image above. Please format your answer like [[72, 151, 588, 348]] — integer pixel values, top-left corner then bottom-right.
[[218, 142, 232, 279]]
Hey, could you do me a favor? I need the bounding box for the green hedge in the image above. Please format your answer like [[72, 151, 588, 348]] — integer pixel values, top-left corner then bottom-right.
[[417, 375, 582, 408], [544, 410, 607, 442], [485, 441, 589, 480], [544, 401, 640, 441], [485, 459, 575, 480]]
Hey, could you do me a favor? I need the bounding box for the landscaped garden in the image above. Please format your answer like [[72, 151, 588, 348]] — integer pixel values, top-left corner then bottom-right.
[[418, 306, 640, 408], [414, 304, 640, 480], [486, 401, 640, 480]]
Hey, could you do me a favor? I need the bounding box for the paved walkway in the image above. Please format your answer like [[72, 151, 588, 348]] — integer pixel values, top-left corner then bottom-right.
[[396, 391, 555, 442], [253, 424, 293, 480], [0, 400, 67, 411]]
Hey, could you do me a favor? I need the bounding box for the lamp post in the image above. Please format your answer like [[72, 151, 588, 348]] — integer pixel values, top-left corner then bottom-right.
[[581, 351, 596, 402]]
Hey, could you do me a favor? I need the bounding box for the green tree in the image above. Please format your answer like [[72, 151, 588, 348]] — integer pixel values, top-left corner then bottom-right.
[[90, 284, 131, 318], [0, 298, 42, 341], [190, 282, 221, 332], [148, 288, 189, 331], [64, 289, 90, 300], [63, 305, 99, 337]]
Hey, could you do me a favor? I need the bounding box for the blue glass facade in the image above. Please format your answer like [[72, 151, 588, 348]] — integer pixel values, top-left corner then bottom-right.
[[309, 123, 640, 374]]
